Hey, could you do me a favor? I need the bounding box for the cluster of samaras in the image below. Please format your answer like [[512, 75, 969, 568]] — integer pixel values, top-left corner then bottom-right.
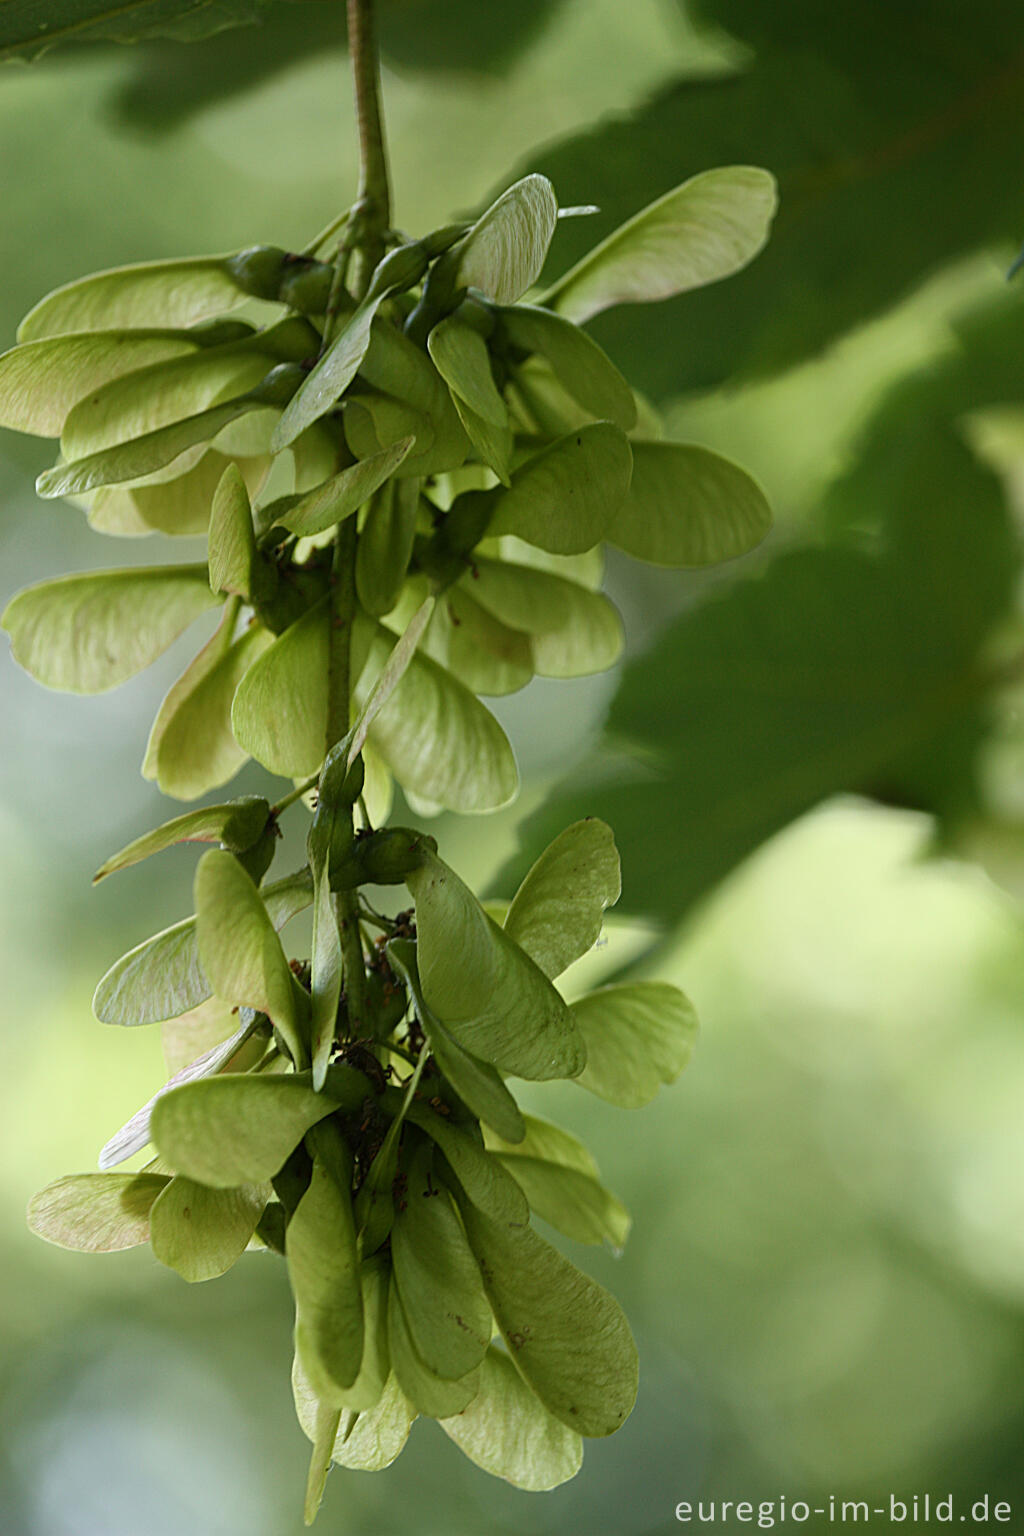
[[1, 164, 774, 1515]]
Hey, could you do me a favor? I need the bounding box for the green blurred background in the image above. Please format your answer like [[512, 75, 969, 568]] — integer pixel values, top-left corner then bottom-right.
[[2, 2, 1024, 1532]]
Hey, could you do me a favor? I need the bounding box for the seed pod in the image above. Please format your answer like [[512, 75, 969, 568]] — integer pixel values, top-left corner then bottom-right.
[[249, 361, 307, 406], [226, 245, 290, 300], [278, 259, 334, 315]]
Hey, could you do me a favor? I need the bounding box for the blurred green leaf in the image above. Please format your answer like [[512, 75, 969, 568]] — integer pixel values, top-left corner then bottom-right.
[[530, 0, 1024, 395], [515, 359, 1018, 919], [544, 166, 777, 324], [571, 983, 699, 1109], [0, 0, 269, 58], [440, 1346, 582, 1490], [2, 564, 220, 693], [26, 1172, 169, 1252], [504, 819, 621, 981], [149, 1175, 268, 1282]]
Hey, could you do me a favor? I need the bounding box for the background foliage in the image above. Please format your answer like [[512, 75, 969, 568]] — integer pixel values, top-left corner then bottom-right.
[[2, 2, 1023, 1532]]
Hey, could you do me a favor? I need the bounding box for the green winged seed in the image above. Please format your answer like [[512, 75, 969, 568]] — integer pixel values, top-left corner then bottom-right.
[[26, 1173, 169, 1252], [388, 939, 525, 1144], [37, 397, 259, 499], [17, 255, 247, 343], [2, 565, 221, 695], [288, 1143, 364, 1401], [468, 559, 623, 679], [485, 1113, 599, 1174], [292, 1356, 416, 1472], [149, 1176, 269, 1283], [325, 1259, 391, 1414], [93, 867, 312, 1028], [273, 289, 391, 450], [231, 600, 330, 779], [150, 1074, 355, 1188], [309, 853, 343, 1092], [353, 614, 518, 814], [391, 1146, 491, 1380], [144, 618, 274, 801], [484, 1113, 629, 1249], [432, 587, 532, 698], [387, 1277, 479, 1419], [406, 1106, 529, 1227], [279, 437, 417, 541], [89, 449, 271, 539], [495, 1158, 631, 1250], [440, 1346, 583, 1490], [504, 819, 621, 980], [406, 852, 585, 1080], [545, 166, 778, 323], [355, 478, 420, 616], [428, 317, 508, 427], [94, 797, 270, 883], [609, 440, 772, 567], [59, 347, 274, 463], [438, 175, 558, 306], [498, 303, 636, 431], [208, 464, 256, 598], [457, 1198, 638, 1437], [0, 330, 202, 437], [571, 982, 699, 1107], [359, 321, 470, 477], [195, 849, 302, 1065], [487, 423, 633, 555], [305, 1402, 342, 1528], [449, 391, 514, 485], [98, 1016, 261, 1169]]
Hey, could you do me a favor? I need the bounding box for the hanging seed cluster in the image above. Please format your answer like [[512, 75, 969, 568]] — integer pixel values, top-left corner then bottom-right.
[[2, 165, 775, 1516]]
